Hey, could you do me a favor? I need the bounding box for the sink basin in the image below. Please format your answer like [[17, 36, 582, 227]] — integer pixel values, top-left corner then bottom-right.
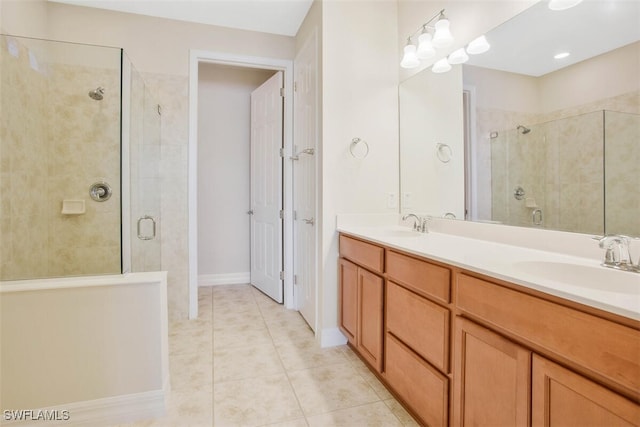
[[514, 261, 639, 294]]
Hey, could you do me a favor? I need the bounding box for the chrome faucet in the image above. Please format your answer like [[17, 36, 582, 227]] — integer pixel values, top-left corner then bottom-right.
[[402, 214, 429, 233], [595, 235, 639, 273]]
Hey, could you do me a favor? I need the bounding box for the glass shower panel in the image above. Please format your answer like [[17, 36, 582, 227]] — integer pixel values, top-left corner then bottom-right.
[[129, 60, 161, 272], [0, 35, 122, 280], [605, 111, 640, 236]]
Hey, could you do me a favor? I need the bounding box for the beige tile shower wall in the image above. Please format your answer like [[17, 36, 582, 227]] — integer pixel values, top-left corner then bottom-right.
[[605, 111, 640, 237], [47, 63, 121, 277], [0, 37, 49, 280], [0, 36, 121, 280]]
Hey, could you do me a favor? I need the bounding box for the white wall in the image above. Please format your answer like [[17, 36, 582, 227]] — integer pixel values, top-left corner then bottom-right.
[[197, 64, 275, 283], [0, 272, 168, 423], [320, 0, 399, 341]]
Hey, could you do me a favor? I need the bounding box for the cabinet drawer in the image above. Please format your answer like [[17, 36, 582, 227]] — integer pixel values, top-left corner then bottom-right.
[[386, 250, 450, 303], [339, 235, 384, 274], [385, 333, 449, 427], [457, 273, 640, 399], [387, 281, 450, 372]]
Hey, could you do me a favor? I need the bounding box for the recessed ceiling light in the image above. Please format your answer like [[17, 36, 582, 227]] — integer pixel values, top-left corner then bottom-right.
[[554, 52, 570, 59]]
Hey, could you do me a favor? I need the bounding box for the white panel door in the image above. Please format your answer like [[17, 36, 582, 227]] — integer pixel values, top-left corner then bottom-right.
[[294, 32, 318, 329], [250, 71, 284, 303]]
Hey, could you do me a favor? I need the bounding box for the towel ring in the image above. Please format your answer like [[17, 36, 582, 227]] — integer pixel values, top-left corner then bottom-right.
[[350, 137, 369, 159], [436, 143, 452, 163]]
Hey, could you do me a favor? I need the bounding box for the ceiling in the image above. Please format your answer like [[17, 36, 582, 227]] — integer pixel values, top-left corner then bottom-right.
[[48, 0, 314, 37], [466, 0, 640, 77]]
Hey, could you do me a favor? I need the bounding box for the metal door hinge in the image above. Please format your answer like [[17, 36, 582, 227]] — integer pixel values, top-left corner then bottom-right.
[[279, 210, 284, 219], [280, 87, 285, 97], [293, 210, 298, 220], [294, 274, 298, 285], [294, 82, 297, 92], [279, 271, 285, 280], [279, 147, 285, 157]]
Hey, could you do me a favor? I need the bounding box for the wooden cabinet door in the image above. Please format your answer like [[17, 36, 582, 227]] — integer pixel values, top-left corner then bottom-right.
[[358, 268, 384, 372], [453, 317, 531, 427], [338, 258, 358, 346], [532, 355, 640, 427]]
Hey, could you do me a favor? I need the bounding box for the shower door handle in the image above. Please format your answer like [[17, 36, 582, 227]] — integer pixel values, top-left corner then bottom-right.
[[137, 215, 157, 240]]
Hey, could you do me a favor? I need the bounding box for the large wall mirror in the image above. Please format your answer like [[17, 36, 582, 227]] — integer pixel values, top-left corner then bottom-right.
[[399, 0, 640, 236]]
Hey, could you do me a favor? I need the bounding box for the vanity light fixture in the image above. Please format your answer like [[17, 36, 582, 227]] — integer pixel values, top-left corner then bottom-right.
[[432, 58, 452, 73], [400, 10, 491, 72], [548, 0, 583, 10], [466, 35, 490, 55], [400, 38, 421, 69], [554, 52, 570, 59], [448, 47, 469, 65], [400, 9, 453, 69]]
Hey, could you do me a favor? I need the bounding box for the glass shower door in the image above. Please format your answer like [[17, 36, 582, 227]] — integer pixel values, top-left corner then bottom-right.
[[129, 60, 161, 272]]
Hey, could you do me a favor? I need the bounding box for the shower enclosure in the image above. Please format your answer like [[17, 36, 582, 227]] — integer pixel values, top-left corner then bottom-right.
[[0, 35, 161, 281], [490, 110, 640, 235]]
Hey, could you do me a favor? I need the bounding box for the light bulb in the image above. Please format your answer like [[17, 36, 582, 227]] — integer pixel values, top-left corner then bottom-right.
[[400, 42, 420, 69], [432, 17, 454, 49], [548, 0, 583, 10], [448, 48, 469, 65], [466, 35, 490, 55], [432, 57, 451, 73], [417, 31, 436, 60]]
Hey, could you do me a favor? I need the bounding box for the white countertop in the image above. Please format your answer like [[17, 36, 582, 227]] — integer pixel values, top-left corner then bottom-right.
[[337, 223, 640, 321]]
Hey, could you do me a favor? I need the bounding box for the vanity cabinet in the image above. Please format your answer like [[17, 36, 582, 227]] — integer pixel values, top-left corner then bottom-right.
[[385, 251, 452, 426], [532, 355, 640, 426], [338, 236, 384, 372], [453, 317, 531, 426], [337, 232, 640, 427]]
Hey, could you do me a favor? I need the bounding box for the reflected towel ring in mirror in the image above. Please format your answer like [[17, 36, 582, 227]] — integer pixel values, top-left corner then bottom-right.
[[436, 143, 452, 163], [350, 137, 369, 159]]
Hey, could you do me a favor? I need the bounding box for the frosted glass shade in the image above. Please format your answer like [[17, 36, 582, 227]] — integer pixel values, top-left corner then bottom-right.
[[401, 43, 420, 69], [448, 48, 469, 64], [466, 35, 490, 55], [432, 18, 454, 49], [417, 32, 436, 60], [432, 58, 451, 73]]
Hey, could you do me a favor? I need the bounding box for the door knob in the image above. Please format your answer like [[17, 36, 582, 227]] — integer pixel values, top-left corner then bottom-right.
[[247, 210, 254, 215], [302, 218, 314, 226]]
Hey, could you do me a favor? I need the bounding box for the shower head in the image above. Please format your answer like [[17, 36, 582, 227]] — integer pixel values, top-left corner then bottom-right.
[[517, 125, 531, 134], [88, 87, 105, 101]]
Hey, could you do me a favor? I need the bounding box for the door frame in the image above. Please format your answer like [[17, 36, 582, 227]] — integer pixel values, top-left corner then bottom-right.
[[188, 49, 294, 319]]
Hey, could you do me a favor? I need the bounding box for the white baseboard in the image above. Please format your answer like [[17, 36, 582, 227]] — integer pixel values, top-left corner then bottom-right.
[[198, 272, 250, 286], [2, 388, 166, 426], [320, 327, 347, 348]]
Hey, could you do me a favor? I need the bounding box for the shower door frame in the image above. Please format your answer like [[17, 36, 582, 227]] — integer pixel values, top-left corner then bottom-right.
[[187, 50, 295, 320]]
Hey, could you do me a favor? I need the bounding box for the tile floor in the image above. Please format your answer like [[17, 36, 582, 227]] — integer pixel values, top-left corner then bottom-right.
[[119, 284, 419, 427]]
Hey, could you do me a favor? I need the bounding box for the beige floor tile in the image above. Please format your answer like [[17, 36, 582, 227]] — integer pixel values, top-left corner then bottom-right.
[[260, 418, 309, 427], [213, 374, 304, 426], [383, 399, 421, 426], [305, 401, 404, 427], [287, 363, 380, 416], [351, 360, 393, 400], [213, 323, 274, 349], [213, 308, 266, 329], [169, 352, 213, 393], [213, 342, 284, 383], [275, 337, 350, 372], [169, 326, 213, 356], [169, 316, 213, 333], [265, 316, 314, 344]]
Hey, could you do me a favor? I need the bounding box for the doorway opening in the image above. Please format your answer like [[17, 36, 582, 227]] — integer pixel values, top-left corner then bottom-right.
[[188, 51, 294, 319]]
